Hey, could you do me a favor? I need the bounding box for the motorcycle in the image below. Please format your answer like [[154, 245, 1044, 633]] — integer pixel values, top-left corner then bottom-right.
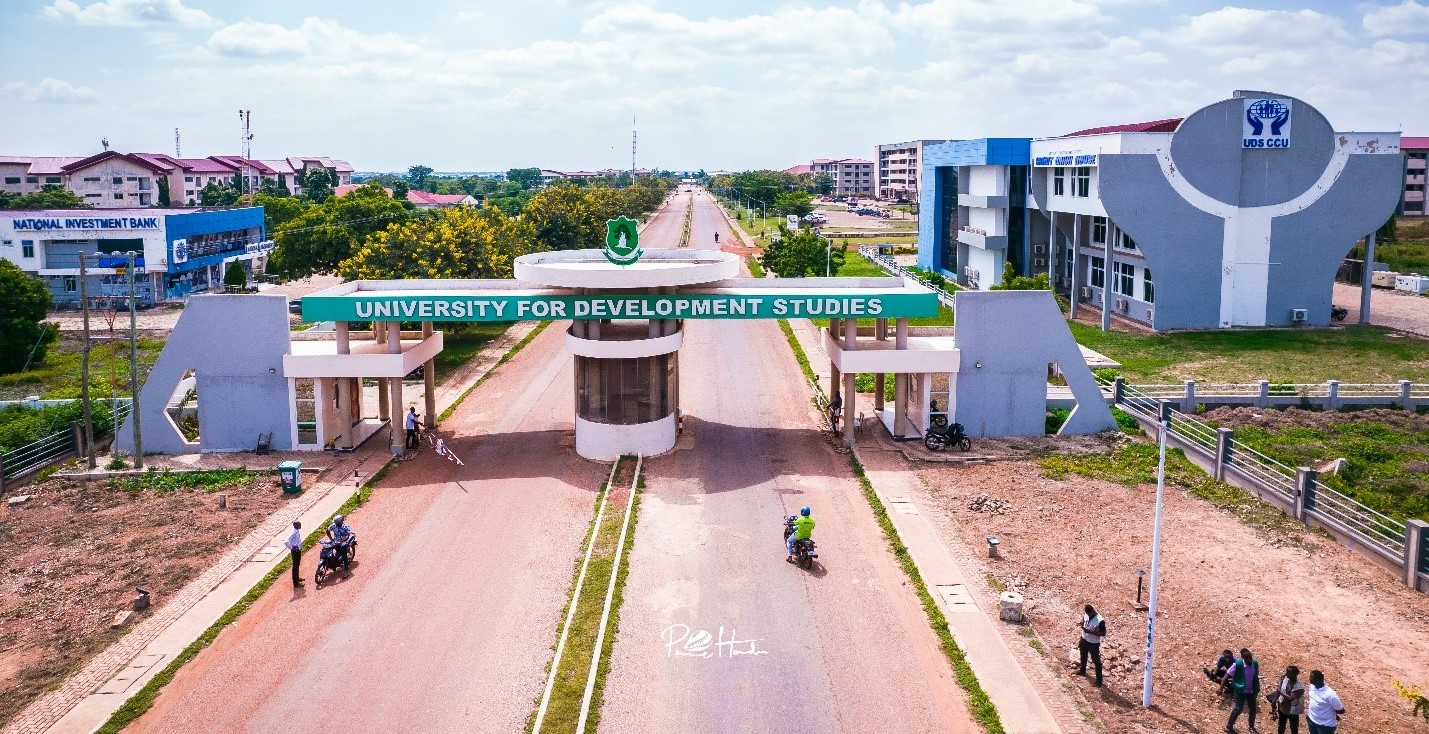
[[1330, 305, 1348, 322], [924, 421, 972, 452], [314, 533, 357, 587], [783, 516, 818, 569]]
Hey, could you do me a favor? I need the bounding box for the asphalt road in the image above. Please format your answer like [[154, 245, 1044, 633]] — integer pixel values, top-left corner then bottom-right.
[[129, 320, 605, 734], [597, 191, 972, 732]]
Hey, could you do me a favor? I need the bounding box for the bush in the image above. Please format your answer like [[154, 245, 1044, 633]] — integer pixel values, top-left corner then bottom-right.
[[223, 261, 248, 289], [1045, 408, 1071, 434], [0, 401, 121, 453], [0, 260, 58, 374]]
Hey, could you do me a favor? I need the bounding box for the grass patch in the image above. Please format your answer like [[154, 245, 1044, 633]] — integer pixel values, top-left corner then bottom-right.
[[96, 468, 383, 733], [1348, 217, 1429, 274], [110, 468, 267, 495], [834, 254, 890, 278], [777, 320, 818, 386], [438, 321, 551, 422], [818, 304, 955, 329], [432, 322, 514, 383], [746, 257, 765, 278], [846, 453, 1005, 734], [0, 334, 165, 401], [528, 456, 642, 734], [1069, 322, 1429, 384], [1039, 437, 1308, 537], [984, 572, 1007, 592]]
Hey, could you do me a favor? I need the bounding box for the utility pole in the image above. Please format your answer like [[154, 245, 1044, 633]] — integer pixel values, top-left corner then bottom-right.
[[127, 251, 144, 468], [78, 252, 95, 469], [1142, 402, 1170, 708], [174, 127, 181, 158]]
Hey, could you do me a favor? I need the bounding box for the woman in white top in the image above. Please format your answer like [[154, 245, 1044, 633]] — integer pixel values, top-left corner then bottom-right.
[[1276, 665, 1306, 734]]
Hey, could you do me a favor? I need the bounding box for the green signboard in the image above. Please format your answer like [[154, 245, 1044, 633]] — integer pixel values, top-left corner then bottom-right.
[[301, 292, 939, 322]]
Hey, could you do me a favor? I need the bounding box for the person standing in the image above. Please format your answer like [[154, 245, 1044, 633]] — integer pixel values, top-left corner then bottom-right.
[[405, 406, 419, 449], [1076, 604, 1105, 686], [285, 520, 303, 587], [1221, 648, 1261, 733], [1276, 665, 1306, 734], [1305, 670, 1345, 734]]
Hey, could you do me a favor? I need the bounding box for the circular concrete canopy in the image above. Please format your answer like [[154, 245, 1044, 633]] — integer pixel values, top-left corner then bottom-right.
[[514, 249, 739, 289]]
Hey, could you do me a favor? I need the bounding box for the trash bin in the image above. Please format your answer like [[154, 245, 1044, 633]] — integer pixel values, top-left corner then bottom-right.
[[278, 461, 303, 493]]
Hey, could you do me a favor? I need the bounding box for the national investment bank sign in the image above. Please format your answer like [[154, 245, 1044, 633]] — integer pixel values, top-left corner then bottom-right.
[[302, 292, 940, 322], [12, 215, 161, 231]]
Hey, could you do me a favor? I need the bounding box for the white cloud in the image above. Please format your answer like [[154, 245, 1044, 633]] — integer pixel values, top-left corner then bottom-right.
[[1160, 7, 1349, 50], [42, 0, 216, 27], [205, 17, 423, 60], [207, 20, 309, 57], [1, 77, 98, 103], [1362, 1, 1429, 35]]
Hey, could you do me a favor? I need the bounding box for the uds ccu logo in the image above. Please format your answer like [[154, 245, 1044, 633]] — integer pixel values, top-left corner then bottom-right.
[[1243, 98, 1292, 149]]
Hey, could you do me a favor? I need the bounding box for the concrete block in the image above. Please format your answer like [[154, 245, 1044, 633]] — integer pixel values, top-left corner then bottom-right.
[[110, 610, 136, 629]]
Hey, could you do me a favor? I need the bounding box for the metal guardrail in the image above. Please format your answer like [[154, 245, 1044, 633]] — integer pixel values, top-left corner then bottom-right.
[[0, 400, 131, 487], [1124, 379, 1426, 411], [858, 246, 958, 308], [1106, 377, 1410, 568]]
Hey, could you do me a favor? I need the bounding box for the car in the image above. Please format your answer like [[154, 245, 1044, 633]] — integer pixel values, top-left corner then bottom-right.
[[288, 298, 303, 314]]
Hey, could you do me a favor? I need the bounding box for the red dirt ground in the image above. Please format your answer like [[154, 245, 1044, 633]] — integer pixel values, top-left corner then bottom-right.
[[913, 459, 1429, 733]]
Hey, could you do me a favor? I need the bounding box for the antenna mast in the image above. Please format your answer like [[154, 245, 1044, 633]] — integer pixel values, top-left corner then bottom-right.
[[174, 128, 181, 157], [239, 110, 253, 159], [631, 114, 637, 172]]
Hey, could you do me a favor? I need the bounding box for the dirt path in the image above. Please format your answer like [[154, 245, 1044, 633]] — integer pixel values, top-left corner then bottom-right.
[[128, 300, 605, 734], [597, 190, 972, 733], [910, 459, 1429, 733], [1334, 282, 1429, 337]]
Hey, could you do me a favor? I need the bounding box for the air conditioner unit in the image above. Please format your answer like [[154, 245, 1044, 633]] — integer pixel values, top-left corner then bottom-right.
[[1145, 307, 1154, 321], [1033, 257, 1047, 268], [1080, 286, 1092, 299], [1033, 244, 1048, 255], [1290, 308, 1308, 322], [1115, 298, 1129, 312]]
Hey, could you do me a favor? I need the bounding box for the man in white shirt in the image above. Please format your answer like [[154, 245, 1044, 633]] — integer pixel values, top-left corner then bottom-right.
[[1305, 670, 1346, 734], [285, 520, 304, 587], [1076, 604, 1106, 686], [404, 406, 420, 449]]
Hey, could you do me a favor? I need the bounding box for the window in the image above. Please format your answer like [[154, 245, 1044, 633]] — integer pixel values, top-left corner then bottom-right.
[[86, 193, 101, 198], [114, 193, 123, 199], [25, 176, 37, 184], [113, 177, 123, 185], [22, 240, 34, 258], [63, 276, 77, 293], [83, 177, 101, 182], [3, 177, 18, 184], [1091, 216, 1107, 244], [1089, 256, 1105, 288], [46, 176, 61, 184], [1073, 167, 1091, 197], [185, 176, 194, 183], [1143, 268, 1155, 304], [1052, 167, 1065, 196], [1114, 261, 1135, 296], [1115, 230, 1139, 251]]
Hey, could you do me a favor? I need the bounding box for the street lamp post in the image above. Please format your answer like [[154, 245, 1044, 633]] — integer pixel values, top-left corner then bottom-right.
[[1142, 401, 1170, 708], [127, 251, 143, 468]]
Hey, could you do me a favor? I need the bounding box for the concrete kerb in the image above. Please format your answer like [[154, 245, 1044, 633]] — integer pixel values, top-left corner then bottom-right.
[[8, 320, 545, 734]]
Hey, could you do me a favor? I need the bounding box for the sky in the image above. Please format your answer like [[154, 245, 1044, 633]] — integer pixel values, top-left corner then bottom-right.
[[1, 0, 1426, 172]]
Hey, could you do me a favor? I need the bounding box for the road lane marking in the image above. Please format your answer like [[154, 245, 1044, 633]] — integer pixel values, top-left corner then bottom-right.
[[575, 454, 642, 734]]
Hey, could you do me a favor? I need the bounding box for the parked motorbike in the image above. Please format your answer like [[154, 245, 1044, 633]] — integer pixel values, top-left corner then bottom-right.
[[314, 533, 357, 587], [924, 421, 972, 452], [783, 516, 818, 569], [1330, 305, 1349, 322]]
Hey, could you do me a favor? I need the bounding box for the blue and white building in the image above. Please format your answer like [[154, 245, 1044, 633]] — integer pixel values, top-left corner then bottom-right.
[[0, 207, 269, 307], [918, 91, 1405, 330]]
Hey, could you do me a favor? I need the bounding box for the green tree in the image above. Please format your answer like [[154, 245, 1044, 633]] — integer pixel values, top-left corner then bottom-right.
[[223, 260, 248, 289], [506, 167, 543, 190], [760, 227, 844, 277], [252, 194, 308, 235], [405, 165, 434, 192], [258, 177, 289, 197], [773, 191, 814, 217], [0, 260, 57, 373], [338, 206, 539, 281], [990, 261, 1051, 291], [812, 173, 834, 196], [522, 182, 596, 251], [269, 183, 409, 277], [1378, 216, 1398, 243], [0, 184, 88, 209], [299, 167, 337, 203], [157, 176, 171, 207], [199, 180, 240, 206], [392, 180, 411, 201]]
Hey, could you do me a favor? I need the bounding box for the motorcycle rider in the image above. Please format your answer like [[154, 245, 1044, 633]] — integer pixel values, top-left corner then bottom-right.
[[787, 506, 815, 562], [327, 514, 355, 574]]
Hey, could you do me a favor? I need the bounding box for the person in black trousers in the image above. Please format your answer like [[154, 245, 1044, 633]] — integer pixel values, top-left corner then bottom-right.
[[285, 520, 303, 586], [1077, 604, 1106, 686]]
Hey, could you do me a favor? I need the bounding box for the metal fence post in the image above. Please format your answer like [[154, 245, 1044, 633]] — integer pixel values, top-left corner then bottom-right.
[[0, 452, 6, 494], [1157, 400, 1172, 441], [1294, 467, 1317, 522], [1327, 380, 1339, 411], [1183, 380, 1196, 413], [70, 420, 84, 459], [1113, 376, 1125, 406], [1401, 380, 1415, 412], [1214, 428, 1234, 482], [1258, 380, 1270, 408], [1405, 520, 1428, 589]]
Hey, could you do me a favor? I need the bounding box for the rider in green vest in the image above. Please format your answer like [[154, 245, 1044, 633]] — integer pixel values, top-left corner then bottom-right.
[[787, 506, 815, 561]]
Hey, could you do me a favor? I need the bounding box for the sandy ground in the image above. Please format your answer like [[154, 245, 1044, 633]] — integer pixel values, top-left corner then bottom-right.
[[598, 191, 972, 732], [0, 474, 290, 727], [45, 275, 343, 332], [1334, 282, 1429, 337], [128, 320, 606, 734], [908, 459, 1429, 733]]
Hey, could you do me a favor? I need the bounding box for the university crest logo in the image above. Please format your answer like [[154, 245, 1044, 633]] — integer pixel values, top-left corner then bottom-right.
[[603, 216, 642, 266]]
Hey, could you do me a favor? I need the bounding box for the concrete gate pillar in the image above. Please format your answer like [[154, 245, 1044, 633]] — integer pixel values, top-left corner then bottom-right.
[[422, 321, 436, 429], [387, 322, 405, 456], [842, 318, 857, 446]]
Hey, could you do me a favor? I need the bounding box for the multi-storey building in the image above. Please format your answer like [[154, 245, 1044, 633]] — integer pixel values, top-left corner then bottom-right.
[[919, 91, 1404, 330], [874, 140, 945, 202], [808, 158, 874, 197], [1403, 137, 1428, 216]]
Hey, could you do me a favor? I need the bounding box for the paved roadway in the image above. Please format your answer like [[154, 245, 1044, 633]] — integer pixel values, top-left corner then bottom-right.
[[597, 191, 971, 732], [129, 322, 605, 733]]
